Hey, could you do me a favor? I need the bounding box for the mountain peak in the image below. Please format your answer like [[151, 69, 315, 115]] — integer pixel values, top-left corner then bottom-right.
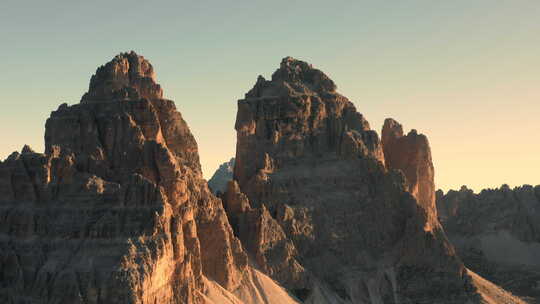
[[81, 51, 163, 103], [245, 57, 336, 98]]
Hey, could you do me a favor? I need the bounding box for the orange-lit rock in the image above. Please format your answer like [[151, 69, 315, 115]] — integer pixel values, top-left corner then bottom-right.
[[382, 118, 438, 229]]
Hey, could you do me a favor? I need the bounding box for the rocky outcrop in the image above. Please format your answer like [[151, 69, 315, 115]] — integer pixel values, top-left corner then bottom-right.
[[437, 185, 540, 302], [437, 185, 540, 242], [81, 51, 164, 103], [0, 52, 299, 304], [381, 118, 437, 230], [222, 180, 306, 290], [224, 57, 519, 303], [208, 158, 235, 194]]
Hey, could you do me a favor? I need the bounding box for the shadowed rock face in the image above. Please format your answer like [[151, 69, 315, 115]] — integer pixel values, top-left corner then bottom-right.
[[438, 185, 540, 242], [381, 118, 437, 230], [225, 57, 493, 303], [234, 57, 384, 201], [0, 52, 283, 304], [437, 185, 540, 301], [208, 158, 235, 194]]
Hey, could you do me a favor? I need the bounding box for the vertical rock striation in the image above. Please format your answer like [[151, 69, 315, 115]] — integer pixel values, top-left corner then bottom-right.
[[208, 158, 235, 194], [81, 51, 164, 103], [0, 52, 298, 304], [234, 57, 384, 202], [225, 57, 522, 303]]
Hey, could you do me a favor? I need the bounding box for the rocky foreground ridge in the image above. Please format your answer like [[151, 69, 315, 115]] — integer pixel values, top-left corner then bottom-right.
[[437, 185, 540, 302], [0, 52, 525, 304]]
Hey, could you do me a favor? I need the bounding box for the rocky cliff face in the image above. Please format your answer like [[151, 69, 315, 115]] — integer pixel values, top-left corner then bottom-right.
[[381, 118, 438, 230], [0, 52, 526, 304], [81, 52, 164, 103], [224, 57, 515, 303], [437, 185, 540, 302], [208, 158, 235, 194], [0, 52, 298, 304]]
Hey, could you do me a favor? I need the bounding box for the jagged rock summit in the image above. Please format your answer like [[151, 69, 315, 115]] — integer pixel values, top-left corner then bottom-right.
[[0, 53, 525, 304], [81, 51, 163, 103], [0, 52, 300, 304], [225, 57, 524, 303], [235, 57, 384, 194]]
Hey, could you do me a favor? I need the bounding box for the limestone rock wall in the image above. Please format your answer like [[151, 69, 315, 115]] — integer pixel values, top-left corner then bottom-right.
[[225, 57, 488, 303], [381, 118, 438, 230], [81, 51, 164, 103], [0, 52, 526, 304], [0, 52, 248, 304]]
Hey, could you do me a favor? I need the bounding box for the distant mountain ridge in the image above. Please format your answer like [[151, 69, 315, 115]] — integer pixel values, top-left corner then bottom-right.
[[437, 184, 540, 302], [220, 56, 522, 303], [208, 157, 234, 194]]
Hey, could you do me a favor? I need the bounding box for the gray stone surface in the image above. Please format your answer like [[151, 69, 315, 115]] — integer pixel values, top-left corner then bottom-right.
[[437, 185, 540, 302]]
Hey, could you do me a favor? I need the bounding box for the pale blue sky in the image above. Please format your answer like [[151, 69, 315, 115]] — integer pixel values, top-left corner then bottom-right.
[[1, 1, 539, 191]]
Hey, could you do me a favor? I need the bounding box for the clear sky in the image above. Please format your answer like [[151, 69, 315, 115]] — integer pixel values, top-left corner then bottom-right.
[[1, 1, 538, 192]]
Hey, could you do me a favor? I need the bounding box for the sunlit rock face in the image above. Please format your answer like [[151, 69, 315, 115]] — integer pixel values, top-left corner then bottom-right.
[[0, 52, 526, 304], [381, 118, 438, 230], [0, 52, 296, 304], [437, 185, 540, 301], [224, 57, 497, 303]]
